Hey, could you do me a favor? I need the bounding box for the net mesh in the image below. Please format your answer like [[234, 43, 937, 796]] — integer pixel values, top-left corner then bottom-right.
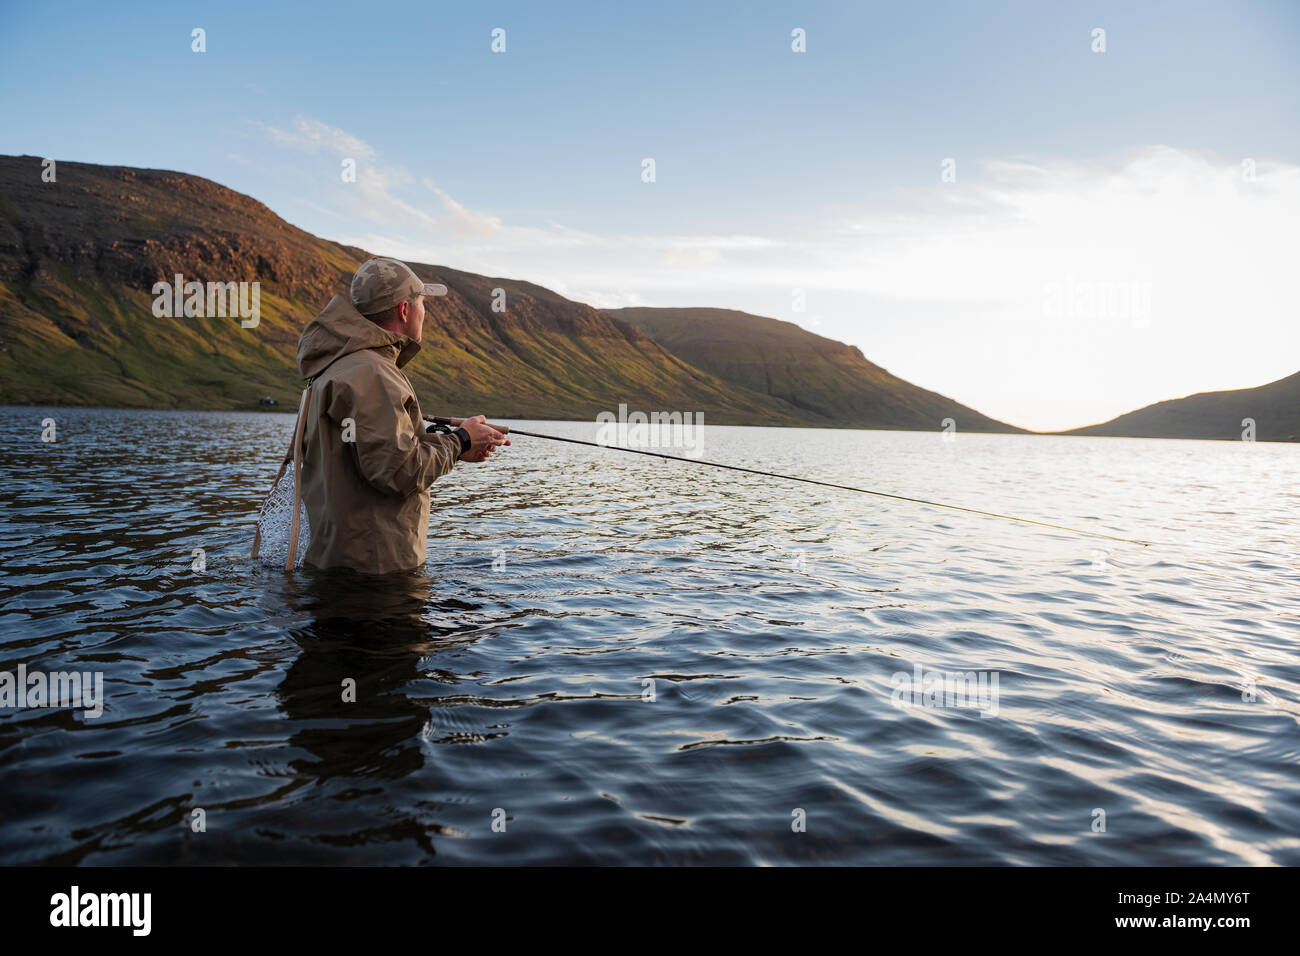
[[256, 469, 310, 569]]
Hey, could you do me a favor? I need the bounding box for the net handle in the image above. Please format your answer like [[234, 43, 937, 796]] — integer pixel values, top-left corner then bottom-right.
[[251, 387, 311, 563], [284, 388, 310, 571]]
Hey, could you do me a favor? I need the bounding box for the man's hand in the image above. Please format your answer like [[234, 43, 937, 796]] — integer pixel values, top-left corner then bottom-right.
[[457, 414, 509, 463]]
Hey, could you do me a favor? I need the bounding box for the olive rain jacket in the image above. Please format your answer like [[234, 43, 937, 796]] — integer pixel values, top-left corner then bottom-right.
[[295, 295, 462, 574]]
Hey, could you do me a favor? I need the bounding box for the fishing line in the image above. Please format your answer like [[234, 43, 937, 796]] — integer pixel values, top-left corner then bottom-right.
[[426, 416, 1152, 547]]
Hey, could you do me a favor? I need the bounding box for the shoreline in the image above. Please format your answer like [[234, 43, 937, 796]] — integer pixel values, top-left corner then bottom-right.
[[5, 404, 1297, 443]]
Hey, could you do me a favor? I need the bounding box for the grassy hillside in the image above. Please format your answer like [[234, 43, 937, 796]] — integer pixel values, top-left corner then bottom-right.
[[0, 155, 804, 424]]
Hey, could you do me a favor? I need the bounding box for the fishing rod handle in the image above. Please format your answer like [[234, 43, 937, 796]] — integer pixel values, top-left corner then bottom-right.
[[424, 415, 512, 435]]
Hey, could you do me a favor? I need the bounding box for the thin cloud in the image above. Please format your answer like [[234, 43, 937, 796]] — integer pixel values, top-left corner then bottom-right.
[[253, 115, 438, 233], [423, 179, 499, 239], [254, 116, 377, 161]]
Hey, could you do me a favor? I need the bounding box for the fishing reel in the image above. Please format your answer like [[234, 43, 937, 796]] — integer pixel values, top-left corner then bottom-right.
[[425, 417, 476, 456]]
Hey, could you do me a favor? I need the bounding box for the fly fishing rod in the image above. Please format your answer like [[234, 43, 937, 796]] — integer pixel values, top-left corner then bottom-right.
[[425, 415, 1151, 547]]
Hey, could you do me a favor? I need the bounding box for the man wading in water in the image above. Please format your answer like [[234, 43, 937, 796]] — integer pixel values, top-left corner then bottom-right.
[[295, 257, 507, 574]]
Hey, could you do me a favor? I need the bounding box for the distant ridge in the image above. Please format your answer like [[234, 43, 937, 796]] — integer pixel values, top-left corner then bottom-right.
[[1060, 371, 1300, 442], [606, 306, 1025, 432]]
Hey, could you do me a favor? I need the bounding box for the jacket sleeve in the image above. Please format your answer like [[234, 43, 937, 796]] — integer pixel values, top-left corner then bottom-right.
[[325, 367, 459, 497]]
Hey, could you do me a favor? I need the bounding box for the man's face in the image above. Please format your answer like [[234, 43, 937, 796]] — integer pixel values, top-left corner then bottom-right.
[[402, 294, 426, 342]]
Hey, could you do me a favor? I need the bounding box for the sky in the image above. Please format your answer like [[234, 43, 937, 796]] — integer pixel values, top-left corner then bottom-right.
[[1, 0, 1298, 431]]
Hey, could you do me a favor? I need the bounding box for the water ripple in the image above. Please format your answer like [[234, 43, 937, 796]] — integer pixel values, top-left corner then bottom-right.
[[1, 408, 1298, 864]]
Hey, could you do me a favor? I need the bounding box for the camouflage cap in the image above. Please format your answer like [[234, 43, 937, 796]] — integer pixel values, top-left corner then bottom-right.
[[350, 257, 447, 314]]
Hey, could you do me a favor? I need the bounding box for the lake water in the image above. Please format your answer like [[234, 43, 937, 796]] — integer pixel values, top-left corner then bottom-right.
[[1, 406, 1297, 865]]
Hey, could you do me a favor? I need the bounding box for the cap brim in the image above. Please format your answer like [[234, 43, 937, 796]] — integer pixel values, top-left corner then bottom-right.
[[420, 283, 448, 297]]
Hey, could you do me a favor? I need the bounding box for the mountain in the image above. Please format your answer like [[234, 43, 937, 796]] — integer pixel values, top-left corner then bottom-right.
[[0, 153, 1020, 432], [1061, 372, 1300, 442], [605, 307, 1024, 432], [0, 154, 802, 423]]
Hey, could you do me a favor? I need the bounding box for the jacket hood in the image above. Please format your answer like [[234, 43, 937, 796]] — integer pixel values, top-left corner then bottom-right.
[[296, 294, 421, 380]]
